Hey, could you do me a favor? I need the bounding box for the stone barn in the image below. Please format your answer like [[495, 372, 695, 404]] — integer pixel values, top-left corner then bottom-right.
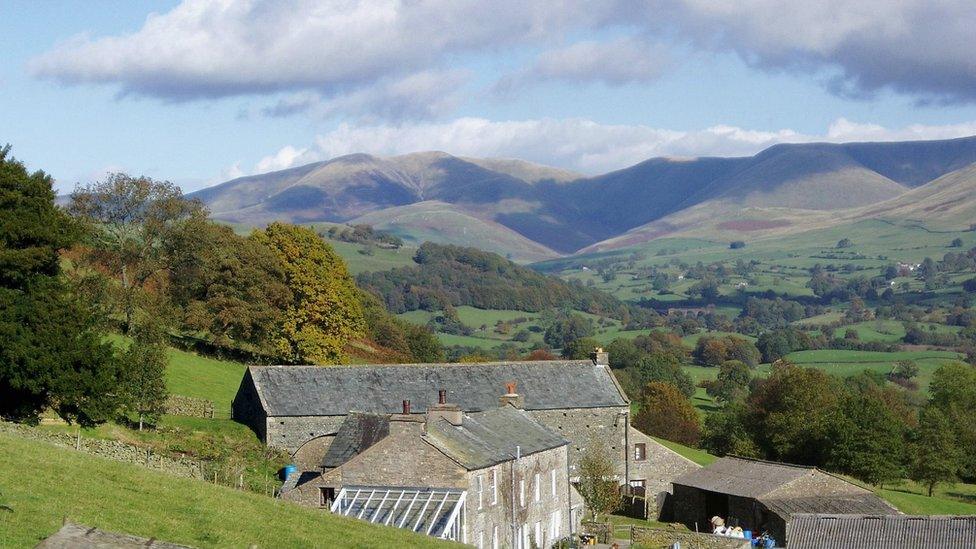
[[787, 514, 976, 549], [281, 395, 581, 548], [232, 352, 699, 516], [670, 456, 899, 545]]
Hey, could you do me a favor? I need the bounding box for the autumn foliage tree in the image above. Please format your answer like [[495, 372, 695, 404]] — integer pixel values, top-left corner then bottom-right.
[[252, 222, 365, 364], [633, 381, 701, 446]]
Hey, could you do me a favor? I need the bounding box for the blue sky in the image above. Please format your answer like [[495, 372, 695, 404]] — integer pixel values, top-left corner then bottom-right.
[[4, 1, 976, 193]]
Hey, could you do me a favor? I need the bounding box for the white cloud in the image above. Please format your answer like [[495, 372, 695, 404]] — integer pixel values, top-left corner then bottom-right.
[[497, 37, 671, 92], [232, 117, 976, 177], [32, 0, 976, 115]]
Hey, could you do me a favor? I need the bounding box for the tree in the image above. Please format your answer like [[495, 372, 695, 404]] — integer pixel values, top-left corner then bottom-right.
[[118, 322, 168, 431], [729, 241, 746, 249], [252, 223, 365, 364], [746, 363, 840, 464], [561, 337, 601, 360], [890, 360, 919, 380], [69, 173, 205, 333], [167, 222, 292, 353], [687, 277, 720, 300], [576, 436, 622, 520], [544, 312, 594, 349], [634, 354, 695, 398], [633, 382, 701, 446], [827, 386, 907, 487], [951, 238, 964, 248], [694, 337, 729, 367], [0, 146, 123, 426], [702, 402, 759, 457], [963, 278, 976, 293], [928, 363, 976, 479], [910, 406, 962, 496], [706, 360, 751, 403]]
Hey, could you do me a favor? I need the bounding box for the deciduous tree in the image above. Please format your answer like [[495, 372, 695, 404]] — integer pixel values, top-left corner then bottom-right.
[[577, 436, 622, 520], [633, 381, 701, 446]]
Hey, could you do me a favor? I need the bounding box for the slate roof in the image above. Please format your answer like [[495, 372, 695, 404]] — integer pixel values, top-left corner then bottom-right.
[[672, 456, 814, 499], [245, 360, 627, 417], [424, 405, 569, 470], [36, 522, 193, 549], [763, 494, 899, 518], [321, 412, 390, 468], [787, 514, 976, 549]]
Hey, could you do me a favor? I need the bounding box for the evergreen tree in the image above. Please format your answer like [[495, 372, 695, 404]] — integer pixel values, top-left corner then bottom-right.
[[0, 146, 122, 426], [910, 406, 962, 496], [252, 223, 365, 364]]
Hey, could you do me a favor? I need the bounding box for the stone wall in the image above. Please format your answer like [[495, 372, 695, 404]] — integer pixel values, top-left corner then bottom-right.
[[465, 445, 575, 549], [628, 426, 700, 518], [230, 370, 266, 441], [266, 415, 346, 453], [0, 421, 203, 480], [165, 395, 215, 418], [631, 526, 751, 549], [528, 406, 627, 476]]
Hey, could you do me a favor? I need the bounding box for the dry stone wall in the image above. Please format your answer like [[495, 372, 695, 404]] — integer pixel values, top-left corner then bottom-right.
[[631, 526, 751, 549], [0, 421, 203, 480], [165, 395, 215, 418]]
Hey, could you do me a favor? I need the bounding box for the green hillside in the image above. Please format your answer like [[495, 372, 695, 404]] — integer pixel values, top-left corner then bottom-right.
[[0, 432, 449, 549]]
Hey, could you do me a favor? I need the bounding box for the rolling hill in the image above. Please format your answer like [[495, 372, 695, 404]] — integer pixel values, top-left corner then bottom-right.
[[191, 135, 976, 257]]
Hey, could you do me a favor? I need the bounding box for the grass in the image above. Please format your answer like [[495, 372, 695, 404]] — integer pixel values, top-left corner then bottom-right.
[[877, 487, 976, 515], [0, 432, 448, 549], [781, 349, 964, 390], [650, 437, 716, 467], [165, 347, 247, 417]]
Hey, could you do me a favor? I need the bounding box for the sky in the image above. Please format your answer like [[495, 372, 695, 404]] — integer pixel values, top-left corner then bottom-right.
[[4, 0, 976, 193]]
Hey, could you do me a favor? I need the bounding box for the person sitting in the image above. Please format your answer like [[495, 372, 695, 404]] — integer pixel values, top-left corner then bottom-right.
[[710, 516, 729, 535]]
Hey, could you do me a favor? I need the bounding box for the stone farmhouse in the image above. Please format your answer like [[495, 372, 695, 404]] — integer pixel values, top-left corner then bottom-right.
[[281, 395, 581, 547], [232, 351, 699, 515], [787, 514, 976, 549], [670, 456, 899, 545]]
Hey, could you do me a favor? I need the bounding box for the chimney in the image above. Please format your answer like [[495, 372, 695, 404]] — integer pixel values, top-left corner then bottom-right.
[[426, 389, 462, 426], [499, 381, 525, 409], [590, 347, 609, 366], [402, 400, 411, 414]]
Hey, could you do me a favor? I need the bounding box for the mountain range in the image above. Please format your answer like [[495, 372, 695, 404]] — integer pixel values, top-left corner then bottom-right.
[[191, 136, 976, 261]]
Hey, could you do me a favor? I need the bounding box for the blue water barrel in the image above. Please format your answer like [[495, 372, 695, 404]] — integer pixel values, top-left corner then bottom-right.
[[281, 464, 297, 481]]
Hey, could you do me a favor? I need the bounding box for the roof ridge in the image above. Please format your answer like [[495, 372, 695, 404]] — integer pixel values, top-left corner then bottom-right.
[[250, 359, 595, 370], [725, 455, 816, 470]]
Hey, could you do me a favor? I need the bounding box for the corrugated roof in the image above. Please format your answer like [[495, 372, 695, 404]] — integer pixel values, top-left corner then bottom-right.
[[424, 405, 569, 470], [763, 494, 899, 518], [672, 456, 814, 498], [788, 514, 976, 549], [247, 360, 627, 417], [321, 412, 390, 468]]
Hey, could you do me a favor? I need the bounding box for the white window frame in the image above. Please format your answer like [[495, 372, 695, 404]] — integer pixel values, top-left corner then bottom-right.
[[477, 474, 484, 510], [491, 469, 498, 505], [534, 472, 540, 502], [519, 479, 525, 507], [492, 525, 498, 549], [634, 442, 647, 462], [550, 469, 557, 498], [477, 530, 483, 549], [534, 521, 542, 547], [549, 510, 561, 540]]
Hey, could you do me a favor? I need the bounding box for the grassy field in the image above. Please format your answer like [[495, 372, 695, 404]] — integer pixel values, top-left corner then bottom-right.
[[166, 347, 247, 417], [651, 437, 717, 467], [779, 349, 964, 390], [0, 432, 448, 549]]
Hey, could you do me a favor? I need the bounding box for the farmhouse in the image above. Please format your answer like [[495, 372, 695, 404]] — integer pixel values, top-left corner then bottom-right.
[[232, 351, 698, 515], [787, 514, 976, 549], [281, 394, 580, 547], [669, 456, 899, 545]]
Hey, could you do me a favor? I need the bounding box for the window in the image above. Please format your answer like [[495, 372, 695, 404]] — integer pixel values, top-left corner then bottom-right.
[[549, 510, 561, 540], [319, 487, 335, 508], [492, 525, 498, 549], [634, 442, 646, 462], [477, 475, 484, 509], [519, 479, 525, 507], [629, 479, 646, 497], [534, 521, 542, 547], [491, 469, 498, 505], [477, 531, 483, 549], [534, 473, 540, 502], [551, 469, 557, 498]]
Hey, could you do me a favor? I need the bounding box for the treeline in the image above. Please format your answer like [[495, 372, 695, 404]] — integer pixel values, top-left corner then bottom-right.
[[322, 223, 403, 249], [357, 242, 658, 326], [0, 148, 442, 431], [702, 361, 976, 493]]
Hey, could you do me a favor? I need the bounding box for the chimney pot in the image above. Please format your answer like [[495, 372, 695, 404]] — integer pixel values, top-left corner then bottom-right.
[[505, 381, 517, 395], [438, 389, 447, 405], [402, 400, 411, 414]]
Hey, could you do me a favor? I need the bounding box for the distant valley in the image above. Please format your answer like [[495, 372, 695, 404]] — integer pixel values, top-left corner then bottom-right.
[[191, 135, 976, 261]]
